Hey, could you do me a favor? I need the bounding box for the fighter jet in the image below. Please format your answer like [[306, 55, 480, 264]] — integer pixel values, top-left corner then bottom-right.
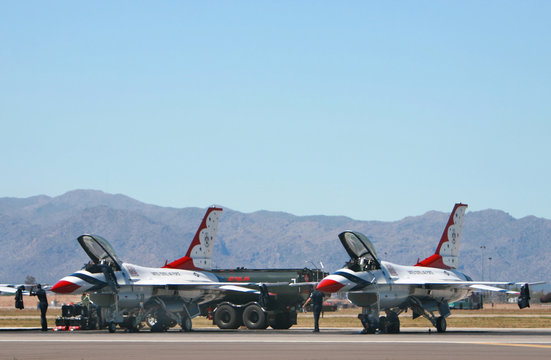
[[316, 203, 537, 333], [50, 206, 263, 332]]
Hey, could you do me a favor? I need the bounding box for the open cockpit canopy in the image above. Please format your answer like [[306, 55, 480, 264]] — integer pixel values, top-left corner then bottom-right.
[[78, 234, 122, 271], [339, 231, 380, 270]]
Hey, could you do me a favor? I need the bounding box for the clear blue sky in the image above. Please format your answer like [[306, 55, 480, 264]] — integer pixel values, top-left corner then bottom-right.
[[1, 1, 550, 221]]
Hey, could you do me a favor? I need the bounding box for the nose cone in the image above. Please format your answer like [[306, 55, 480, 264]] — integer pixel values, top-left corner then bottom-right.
[[316, 277, 345, 293], [51, 279, 81, 294]]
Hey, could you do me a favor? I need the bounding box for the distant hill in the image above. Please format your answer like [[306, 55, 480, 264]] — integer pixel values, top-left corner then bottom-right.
[[0, 190, 549, 289]]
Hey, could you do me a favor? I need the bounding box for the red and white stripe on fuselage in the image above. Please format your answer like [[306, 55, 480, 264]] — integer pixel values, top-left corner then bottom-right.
[[316, 269, 366, 293], [51, 262, 224, 294], [50, 270, 108, 294], [317, 261, 471, 294]]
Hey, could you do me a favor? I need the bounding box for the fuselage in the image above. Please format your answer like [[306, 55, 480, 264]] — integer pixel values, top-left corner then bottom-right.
[[51, 262, 224, 305], [318, 261, 472, 309]]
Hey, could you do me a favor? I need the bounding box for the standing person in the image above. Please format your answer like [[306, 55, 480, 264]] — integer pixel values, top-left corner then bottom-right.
[[15, 285, 25, 309], [303, 289, 325, 333], [81, 292, 91, 311], [30, 284, 48, 331], [258, 284, 270, 308]]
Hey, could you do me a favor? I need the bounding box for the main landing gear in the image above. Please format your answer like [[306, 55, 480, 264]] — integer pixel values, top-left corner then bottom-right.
[[410, 298, 450, 333], [359, 307, 401, 334], [359, 300, 451, 334], [379, 311, 401, 334]]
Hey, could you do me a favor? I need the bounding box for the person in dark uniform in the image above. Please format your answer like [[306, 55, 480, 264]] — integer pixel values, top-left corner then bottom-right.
[[15, 285, 25, 310], [258, 284, 270, 308], [303, 289, 325, 332], [30, 284, 48, 331]]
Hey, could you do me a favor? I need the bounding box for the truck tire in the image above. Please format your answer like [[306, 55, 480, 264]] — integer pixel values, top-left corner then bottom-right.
[[214, 304, 241, 329], [243, 304, 268, 329]]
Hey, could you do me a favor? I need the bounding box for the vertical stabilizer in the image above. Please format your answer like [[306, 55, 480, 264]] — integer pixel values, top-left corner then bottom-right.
[[415, 203, 468, 269], [163, 206, 223, 270]]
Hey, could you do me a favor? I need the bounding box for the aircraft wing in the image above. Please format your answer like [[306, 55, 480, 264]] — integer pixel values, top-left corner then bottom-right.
[[468, 284, 519, 294], [217, 285, 259, 293], [382, 279, 543, 294], [466, 281, 544, 294], [192, 282, 290, 294], [289, 281, 319, 287], [0, 284, 30, 295], [132, 281, 289, 293], [392, 279, 543, 286]]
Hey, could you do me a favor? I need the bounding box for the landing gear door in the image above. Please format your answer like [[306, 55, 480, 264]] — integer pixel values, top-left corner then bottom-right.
[[338, 231, 380, 268], [77, 235, 122, 271]]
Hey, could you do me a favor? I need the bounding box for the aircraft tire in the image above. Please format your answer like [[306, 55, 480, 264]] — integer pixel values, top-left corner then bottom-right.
[[386, 312, 400, 334], [145, 314, 157, 328], [108, 322, 116, 333], [436, 316, 447, 333], [150, 322, 169, 332], [181, 317, 192, 332], [126, 317, 140, 333], [147, 311, 172, 332], [359, 313, 374, 334], [388, 318, 400, 334], [243, 304, 268, 329], [378, 316, 388, 333], [214, 304, 241, 329]]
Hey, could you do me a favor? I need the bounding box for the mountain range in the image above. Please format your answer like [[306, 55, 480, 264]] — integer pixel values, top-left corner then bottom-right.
[[0, 190, 549, 289]]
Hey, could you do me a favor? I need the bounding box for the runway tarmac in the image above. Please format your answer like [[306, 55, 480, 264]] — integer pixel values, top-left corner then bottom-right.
[[1, 327, 550, 360]]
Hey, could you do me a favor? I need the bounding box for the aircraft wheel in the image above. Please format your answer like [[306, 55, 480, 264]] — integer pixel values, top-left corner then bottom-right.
[[388, 318, 400, 334], [214, 304, 241, 329], [360, 314, 377, 334], [123, 316, 139, 333], [145, 314, 157, 328], [436, 316, 447, 333], [151, 322, 169, 332], [361, 325, 376, 334], [181, 317, 192, 332], [378, 316, 388, 334], [386, 312, 400, 334], [243, 304, 267, 329], [108, 322, 116, 333]]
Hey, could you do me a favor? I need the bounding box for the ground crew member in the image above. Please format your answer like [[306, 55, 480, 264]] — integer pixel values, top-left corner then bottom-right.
[[259, 284, 269, 308], [15, 285, 25, 310], [303, 289, 325, 332], [81, 292, 91, 311], [30, 284, 48, 331]]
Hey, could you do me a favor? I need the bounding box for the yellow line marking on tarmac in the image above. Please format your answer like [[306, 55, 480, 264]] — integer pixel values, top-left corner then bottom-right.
[[480, 343, 551, 349]]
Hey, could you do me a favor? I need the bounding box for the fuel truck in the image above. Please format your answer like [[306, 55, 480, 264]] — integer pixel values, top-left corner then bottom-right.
[[205, 267, 325, 329]]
